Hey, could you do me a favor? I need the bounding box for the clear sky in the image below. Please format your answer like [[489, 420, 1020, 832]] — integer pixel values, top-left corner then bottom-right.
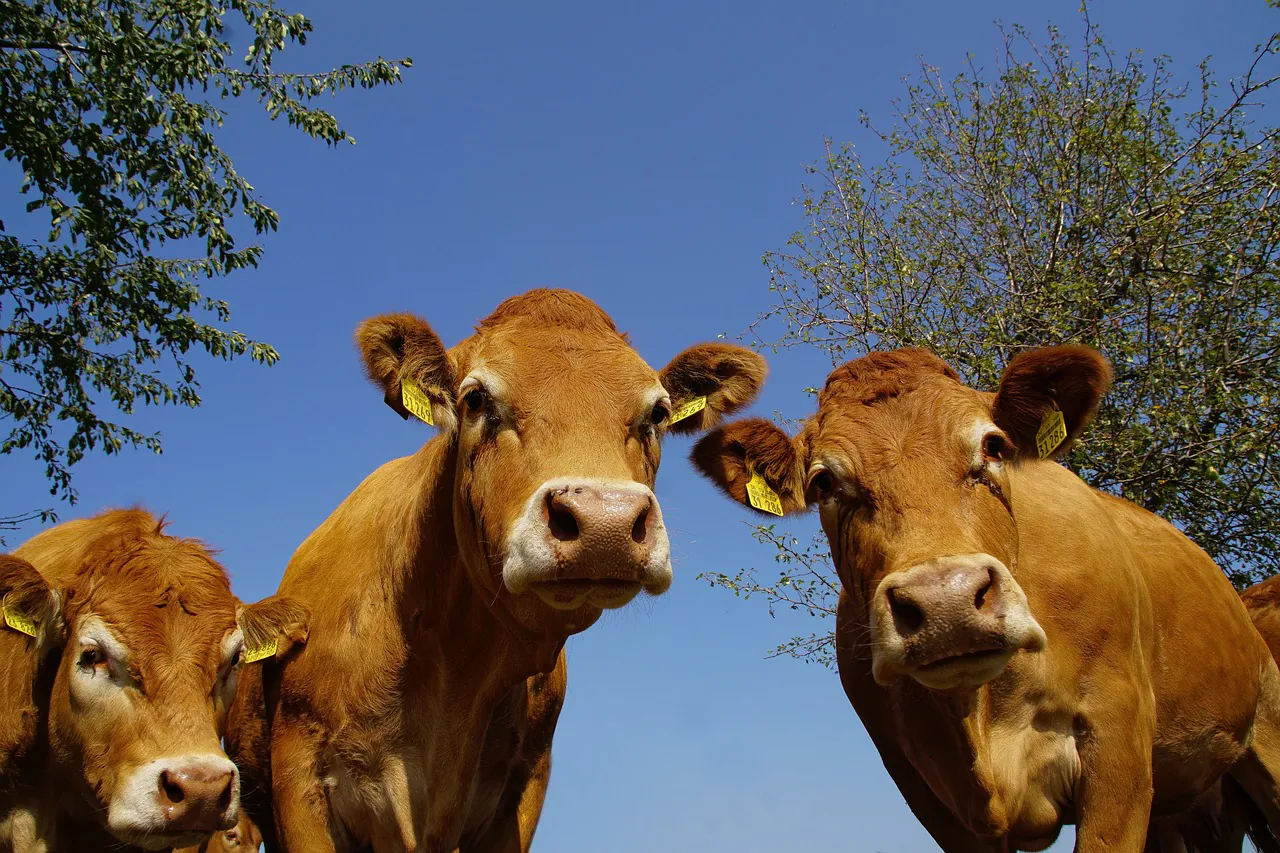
[[5, 1, 1276, 850]]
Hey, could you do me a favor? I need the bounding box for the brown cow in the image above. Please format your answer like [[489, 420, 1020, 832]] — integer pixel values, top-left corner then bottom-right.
[[0, 508, 307, 852], [227, 289, 767, 852], [692, 346, 1280, 852]]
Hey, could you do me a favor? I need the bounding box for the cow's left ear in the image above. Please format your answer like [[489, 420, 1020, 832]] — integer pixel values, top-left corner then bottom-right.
[[0, 554, 64, 652], [992, 345, 1112, 461], [236, 595, 310, 663], [659, 343, 768, 435]]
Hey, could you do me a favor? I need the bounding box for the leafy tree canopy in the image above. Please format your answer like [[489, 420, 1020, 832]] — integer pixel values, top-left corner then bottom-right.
[[705, 10, 1280, 666], [0, 0, 409, 531]]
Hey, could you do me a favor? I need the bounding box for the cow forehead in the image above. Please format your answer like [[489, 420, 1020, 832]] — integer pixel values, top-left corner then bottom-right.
[[68, 541, 238, 663], [812, 369, 987, 473], [454, 326, 660, 401]]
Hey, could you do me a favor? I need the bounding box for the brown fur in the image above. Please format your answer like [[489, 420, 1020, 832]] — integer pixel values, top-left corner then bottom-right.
[[692, 345, 1280, 852], [0, 509, 308, 853], [1243, 576, 1280, 665], [231, 289, 767, 853]]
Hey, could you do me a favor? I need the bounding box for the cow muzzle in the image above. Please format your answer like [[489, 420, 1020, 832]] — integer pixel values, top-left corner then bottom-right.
[[870, 554, 1046, 690], [504, 478, 673, 610], [107, 754, 239, 850]]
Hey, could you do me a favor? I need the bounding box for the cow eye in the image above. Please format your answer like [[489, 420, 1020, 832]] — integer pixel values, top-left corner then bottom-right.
[[982, 433, 1007, 463], [650, 403, 669, 426], [809, 468, 836, 502], [463, 387, 488, 413], [77, 646, 107, 672]]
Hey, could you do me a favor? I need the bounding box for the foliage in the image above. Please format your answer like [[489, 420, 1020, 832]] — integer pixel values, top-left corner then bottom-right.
[[0, 0, 410, 529], [705, 11, 1280, 665]]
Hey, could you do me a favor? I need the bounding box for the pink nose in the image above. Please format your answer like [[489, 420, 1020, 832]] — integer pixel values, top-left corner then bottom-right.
[[881, 559, 1009, 663], [542, 483, 660, 577], [154, 763, 236, 833]]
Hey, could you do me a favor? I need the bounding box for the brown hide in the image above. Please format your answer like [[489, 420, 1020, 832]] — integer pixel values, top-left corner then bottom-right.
[[0, 509, 307, 853], [1245, 576, 1280, 665], [692, 346, 1280, 852], [232, 289, 766, 852]]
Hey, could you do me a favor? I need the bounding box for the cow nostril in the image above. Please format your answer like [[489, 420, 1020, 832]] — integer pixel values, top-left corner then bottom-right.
[[974, 575, 994, 612], [160, 771, 185, 805], [630, 504, 650, 545], [546, 493, 580, 542], [888, 588, 925, 636]]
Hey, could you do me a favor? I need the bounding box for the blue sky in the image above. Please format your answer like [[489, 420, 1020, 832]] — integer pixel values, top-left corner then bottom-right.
[[5, 1, 1276, 850]]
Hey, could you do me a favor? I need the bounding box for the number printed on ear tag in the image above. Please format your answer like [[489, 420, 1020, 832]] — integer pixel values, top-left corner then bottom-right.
[[1036, 407, 1068, 459], [401, 380, 435, 426], [3, 604, 37, 638], [244, 638, 279, 664], [668, 396, 707, 425], [746, 471, 784, 516]]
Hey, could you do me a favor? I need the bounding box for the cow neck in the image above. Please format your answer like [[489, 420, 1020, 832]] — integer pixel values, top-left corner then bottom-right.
[[895, 679, 1006, 833], [401, 436, 566, 691]]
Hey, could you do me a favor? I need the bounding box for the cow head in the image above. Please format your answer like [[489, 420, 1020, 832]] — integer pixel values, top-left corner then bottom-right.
[[357, 289, 767, 634], [692, 346, 1110, 691], [5, 510, 309, 850]]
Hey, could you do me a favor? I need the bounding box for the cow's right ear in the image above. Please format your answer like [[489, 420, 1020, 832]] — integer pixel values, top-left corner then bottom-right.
[[690, 418, 809, 515], [0, 554, 63, 652], [356, 313, 458, 434], [236, 595, 310, 663]]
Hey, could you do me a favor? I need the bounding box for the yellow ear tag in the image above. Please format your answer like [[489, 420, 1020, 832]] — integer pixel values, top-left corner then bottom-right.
[[243, 638, 278, 664], [401, 380, 435, 426], [3, 604, 38, 638], [745, 470, 784, 517], [667, 395, 707, 425], [1035, 406, 1068, 459]]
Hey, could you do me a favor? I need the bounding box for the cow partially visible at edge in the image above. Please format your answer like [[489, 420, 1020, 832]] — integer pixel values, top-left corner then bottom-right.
[[0, 509, 308, 853], [229, 289, 768, 852], [692, 345, 1280, 852]]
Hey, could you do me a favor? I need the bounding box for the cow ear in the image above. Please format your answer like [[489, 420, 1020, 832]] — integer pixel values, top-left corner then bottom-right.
[[356, 313, 458, 434], [992, 345, 1112, 461], [658, 343, 768, 435], [690, 417, 809, 515], [0, 554, 64, 651], [236, 595, 310, 663]]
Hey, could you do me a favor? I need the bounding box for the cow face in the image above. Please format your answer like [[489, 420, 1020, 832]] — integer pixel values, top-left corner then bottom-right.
[[358, 289, 767, 634], [693, 346, 1110, 692], [4, 512, 308, 850]]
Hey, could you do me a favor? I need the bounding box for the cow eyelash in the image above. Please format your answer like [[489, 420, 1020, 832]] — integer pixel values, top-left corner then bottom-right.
[[77, 645, 107, 672]]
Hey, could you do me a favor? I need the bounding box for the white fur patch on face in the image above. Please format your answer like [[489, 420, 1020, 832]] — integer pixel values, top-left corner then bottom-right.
[[217, 629, 244, 708], [69, 617, 135, 703], [107, 754, 239, 850]]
